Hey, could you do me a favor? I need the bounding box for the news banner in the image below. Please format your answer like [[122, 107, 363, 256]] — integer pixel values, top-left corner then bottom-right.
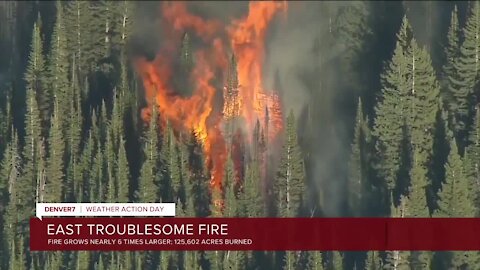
[[31, 203, 480, 251]]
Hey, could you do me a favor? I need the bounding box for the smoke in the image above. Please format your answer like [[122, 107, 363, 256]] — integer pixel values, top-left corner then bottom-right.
[[130, 1, 372, 216], [403, 1, 455, 69], [263, 2, 365, 216], [128, 2, 161, 61]]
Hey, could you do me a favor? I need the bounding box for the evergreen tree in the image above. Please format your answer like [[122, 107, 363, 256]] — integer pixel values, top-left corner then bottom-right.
[[442, 6, 461, 130], [465, 107, 480, 208], [76, 251, 90, 270], [25, 19, 49, 129], [332, 251, 344, 270], [435, 140, 475, 217], [45, 103, 65, 203], [79, 130, 94, 202], [347, 98, 371, 216], [406, 149, 430, 218], [435, 140, 478, 269], [159, 121, 172, 202], [1, 130, 20, 268], [170, 135, 184, 205], [106, 128, 116, 202], [67, 72, 83, 201], [452, 1, 480, 148], [138, 106, 160, 202], [10, 236, 27, 270], [373, 16, 412, 192], [65, 1, 95, 77], [223, 155, 237, 217], [334, 0, 372, 95], [275, 110, 305, 217], [47, 1, 70, 130], [114, 1, 135, 46], [404, 150, 431, 269], [18, 85, 43, 225], [241, 162, 264, 218], [116, 136, 130, 202], [307, 251, 324, 270], [407, 41, 441, 168], [365, 251, 382, 270]]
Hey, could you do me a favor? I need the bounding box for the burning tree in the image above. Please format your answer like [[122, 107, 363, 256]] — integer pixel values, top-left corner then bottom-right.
[[135, 1, 287, 214]]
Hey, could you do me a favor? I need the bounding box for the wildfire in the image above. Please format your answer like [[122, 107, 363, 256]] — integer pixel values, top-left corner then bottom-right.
[[228, 1, 286, 139], [135, 1, 286, 210]]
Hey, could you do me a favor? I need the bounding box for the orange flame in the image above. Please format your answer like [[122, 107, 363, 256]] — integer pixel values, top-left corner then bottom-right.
[[135, 2, 286, 210], [228, 2, 286, 137]]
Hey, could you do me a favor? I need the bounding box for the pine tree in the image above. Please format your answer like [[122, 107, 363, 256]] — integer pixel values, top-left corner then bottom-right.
[[332, 251, 344, 270], [434, 139, 478, 268], [25, 19, 49, 129], [348, 98, 371, 216], [65, 0, 98, 77], [365, 251, 382, 270], [106, 127, 116, 202], [76, 251, 90, 270], [334, 0, 372, 92], [404, 150, 431, 269], [18, 86, 43, 224], [373, 16, 412, 192], [223, 156, 237, 217], [116, 136, 130, 202], [45, 103, 65, 203], [435, 140, 475, 217], [307, 251, 324, 270], [79, 130, 94, 202], [406, 149, 430, 218], [452, 1, 480, 148], [465, 107, 480, 207], [138, 106, 160, 202], [93, 149, 105, 202], [1, 130, 20, 267], [407, 41, 441, 167], [442, 6, 461, 130], [159, 122, 173, 202], [47, 252, 62, 270], [10, 236, 27, 270], [48, 1, 70, 130], [275, 110, 305, 217], [190, 135, 211, 217], [114, 1, 134, 46], [170, 133, 184, 205], [67, 70, 83, 201], [241, 163, 264, 218]]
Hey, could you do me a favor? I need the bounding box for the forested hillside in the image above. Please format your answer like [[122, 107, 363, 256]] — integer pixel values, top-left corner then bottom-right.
[[0, 1, 479, 269]]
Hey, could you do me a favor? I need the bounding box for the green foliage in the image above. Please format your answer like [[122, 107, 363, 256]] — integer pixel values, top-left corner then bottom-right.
[[45, 105, 65, 203], [2, 3, 480, 270], [138, 106, 160, 203], [348, 98, 372, 215], [25, 20, 49, 128], [331, 251, 343, 270], [373, 16, 413, 191], [435, 140, 475, 217], [48, 1, 70, 130], [452, 1, 480, 142], [442, 6, 462, 132], [275, 110, 305, 217]]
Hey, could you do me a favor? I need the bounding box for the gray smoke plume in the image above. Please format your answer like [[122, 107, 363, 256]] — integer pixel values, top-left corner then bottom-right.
[[264, 1, 372, 216], [150, 1, 461, 217]]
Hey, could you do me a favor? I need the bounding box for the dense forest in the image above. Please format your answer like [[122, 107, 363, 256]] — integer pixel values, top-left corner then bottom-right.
[[0, 1, 479, 269]]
